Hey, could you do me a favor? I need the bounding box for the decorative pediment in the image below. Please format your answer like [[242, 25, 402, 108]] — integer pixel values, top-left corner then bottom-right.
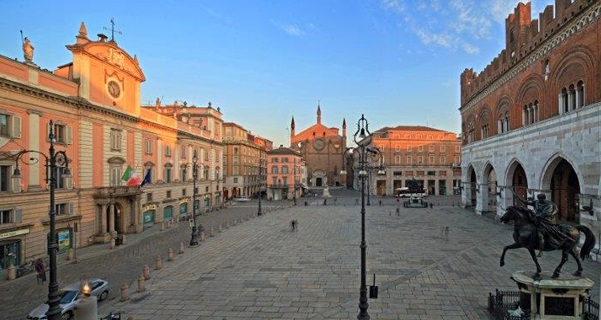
[[69, 42, 145, 82]]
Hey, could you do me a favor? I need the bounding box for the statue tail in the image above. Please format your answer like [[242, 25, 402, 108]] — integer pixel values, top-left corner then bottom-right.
[[575, 225, 596, 260]]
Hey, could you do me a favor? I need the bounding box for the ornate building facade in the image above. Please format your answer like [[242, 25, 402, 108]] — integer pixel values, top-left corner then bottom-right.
[[289, 104, 346, 187], [222, 122, 272, 199], [370, 126, 462, 196], [459, 0, 600, 246], [0, 23, 224, 272]]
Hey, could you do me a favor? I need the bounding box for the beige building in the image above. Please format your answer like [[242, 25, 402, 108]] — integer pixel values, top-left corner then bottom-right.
[[0, 23, 223, 273], [266, 146, 303, 200], [222, 122, 272, 199]]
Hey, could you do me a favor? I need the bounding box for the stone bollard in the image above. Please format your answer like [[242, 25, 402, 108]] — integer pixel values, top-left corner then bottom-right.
[[121, 234, 127, 245], [160, 221, 165, 231], [209, 227, 214, 237], [67, 248, 74, 261], [110, 238, 115, 250], [168, 248, 174, 261], [137, 275, 146, 292], [6, 264, 15, 280], [233, 219, 237, 226], [155, 255, 163, 270], [179, 242, 185, 254], [225, 221, 230, 229], [200, 230, 206, 241], [143, 265, 151, 280], [120, 282, 130, 302], [218, 225, 222, 233]]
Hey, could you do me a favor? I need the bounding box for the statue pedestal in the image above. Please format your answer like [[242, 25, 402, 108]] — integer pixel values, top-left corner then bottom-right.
[[511, 271, 594, 319]]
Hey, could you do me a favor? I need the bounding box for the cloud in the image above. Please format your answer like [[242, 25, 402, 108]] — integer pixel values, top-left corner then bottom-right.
[[272, 21, 308, 37], [382, 0, 405, 13]]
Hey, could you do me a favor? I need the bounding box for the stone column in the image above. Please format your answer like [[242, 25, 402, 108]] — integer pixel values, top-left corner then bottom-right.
[[476, 183, 489, 215], [109, 203, 115, 234], [100, 204, 107, 234], [558, 93, 563, 114]]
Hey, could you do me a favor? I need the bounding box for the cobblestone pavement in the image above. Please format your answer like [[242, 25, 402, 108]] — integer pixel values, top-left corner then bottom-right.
[[2, 189, 599, 320], [0, 201, 291, 319]]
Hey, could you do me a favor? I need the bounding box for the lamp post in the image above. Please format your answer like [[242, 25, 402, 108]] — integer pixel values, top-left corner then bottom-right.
[[258, 162, 263, 216], [340, 114, 383, 320], [11, 120, 71, 320], [190, 150, 199, 246]]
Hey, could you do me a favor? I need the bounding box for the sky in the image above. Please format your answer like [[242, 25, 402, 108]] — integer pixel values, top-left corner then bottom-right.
[[0, 0, 554, 147]]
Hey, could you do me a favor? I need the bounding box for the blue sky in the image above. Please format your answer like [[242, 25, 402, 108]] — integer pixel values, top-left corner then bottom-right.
[[0, 0, 553, 146]]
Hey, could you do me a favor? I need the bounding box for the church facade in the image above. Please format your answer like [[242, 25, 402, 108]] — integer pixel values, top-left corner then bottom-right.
[[289, 105, 346, 188]]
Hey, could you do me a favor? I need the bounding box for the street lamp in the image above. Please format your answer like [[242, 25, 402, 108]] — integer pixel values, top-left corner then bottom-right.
[[11, 120, 71, 320], [258, 161, 263, 216], [340, 114, 382, 320], [190, 150, 199, 246]]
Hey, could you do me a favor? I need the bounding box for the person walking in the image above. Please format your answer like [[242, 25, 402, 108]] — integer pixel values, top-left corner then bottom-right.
[[34, 258, 46, 285]]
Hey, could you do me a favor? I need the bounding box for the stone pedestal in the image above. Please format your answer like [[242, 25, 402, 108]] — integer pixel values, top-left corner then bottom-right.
[[511, 271, 594, 319]]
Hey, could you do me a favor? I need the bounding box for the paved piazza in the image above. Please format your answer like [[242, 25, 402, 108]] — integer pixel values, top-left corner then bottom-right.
[[2, 191, 600, 319]]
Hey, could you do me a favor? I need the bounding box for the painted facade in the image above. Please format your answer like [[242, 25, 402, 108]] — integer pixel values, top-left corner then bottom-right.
[[266, 146, 303, 200], [459, 1, 600, 252], [0, 23, 224, 271], [290, 104, 346, 188], [222, 122, 272, 199], [368, 126, 462, 196]]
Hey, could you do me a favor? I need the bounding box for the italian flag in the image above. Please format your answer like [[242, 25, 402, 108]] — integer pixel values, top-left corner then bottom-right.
[[122, 165, 141, 186]]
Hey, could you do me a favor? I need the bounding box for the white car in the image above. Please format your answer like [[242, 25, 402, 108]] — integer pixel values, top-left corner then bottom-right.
[[27, 278, 109, 320], [233, 197, 250, 202]]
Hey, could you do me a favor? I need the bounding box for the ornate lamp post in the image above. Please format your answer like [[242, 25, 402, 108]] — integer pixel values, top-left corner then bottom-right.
[[190, 150, 199, 246], [11, 120, 71, 320], [258, 158, 263, 216], [340, 114, 382, 320]]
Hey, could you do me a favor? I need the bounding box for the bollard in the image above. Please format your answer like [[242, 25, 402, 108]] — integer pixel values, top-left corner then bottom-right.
[[305, 201, 308, 206], [121, 234, 127, 245], [225, 221, 229, 229], [67, 248, 74, 261], [73, 294, 97, 320], [209, 227, 214, 237], [233, 219, 237, 226], [155, 255, 163, 270], [143, 265, 150, 280], [137, 275, 146, 292], [6, 264, 15, 280], [218, 224, 222, 233], [200, 230, 206, 241], [160, 221, 165, 231], [168, 248, 174, 261], [120, 282, 130, 302], [110, 238, 115, 250], [179, 242, 185, 254]]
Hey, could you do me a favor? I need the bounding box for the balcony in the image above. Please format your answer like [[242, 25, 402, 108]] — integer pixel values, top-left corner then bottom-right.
[[94, 186, 143, 199]]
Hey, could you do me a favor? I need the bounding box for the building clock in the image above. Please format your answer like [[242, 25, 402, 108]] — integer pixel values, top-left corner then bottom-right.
[[107, 80, 121, 99], [313, 139, 325, 151]]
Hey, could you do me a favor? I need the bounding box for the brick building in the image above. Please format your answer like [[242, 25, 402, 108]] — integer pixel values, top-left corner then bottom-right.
[[221, 122, 272, 199], [0, 23, 224, 272], [289, 104, 346, 188], [459, 0, 600, 245], [266, 146, 303, 200], [369, 126, 462, 196]]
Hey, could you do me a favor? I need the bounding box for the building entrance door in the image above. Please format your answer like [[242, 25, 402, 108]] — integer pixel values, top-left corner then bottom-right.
[[316, 178, 322, 187]]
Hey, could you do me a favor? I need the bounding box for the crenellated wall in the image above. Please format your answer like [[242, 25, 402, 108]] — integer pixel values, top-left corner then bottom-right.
[[460, 0, 593, 106]]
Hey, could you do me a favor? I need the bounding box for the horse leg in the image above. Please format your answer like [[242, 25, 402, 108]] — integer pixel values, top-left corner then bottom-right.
[[569, 248, 583, 277], [500, 243, 522, 267], [527, 248, 542, 280], [552, 250, 569, 278]]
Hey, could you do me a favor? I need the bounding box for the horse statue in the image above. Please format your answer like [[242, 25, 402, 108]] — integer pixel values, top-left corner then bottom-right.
[[499, 205, 596, 279]]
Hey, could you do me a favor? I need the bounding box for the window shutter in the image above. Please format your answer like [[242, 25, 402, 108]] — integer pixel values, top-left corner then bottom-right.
[[66, 176, 73, 190], [13, 209, 22, 223], [65, 125, 72, 144], [68, 203, 74, 214], [11, 115, 21, 138]]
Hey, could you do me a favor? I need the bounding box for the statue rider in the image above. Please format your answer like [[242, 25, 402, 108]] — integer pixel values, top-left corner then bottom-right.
[[516, 193, 570, 252]]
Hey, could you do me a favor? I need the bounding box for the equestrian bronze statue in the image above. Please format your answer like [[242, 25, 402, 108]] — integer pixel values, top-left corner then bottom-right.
[[499, 194, 596, 280]]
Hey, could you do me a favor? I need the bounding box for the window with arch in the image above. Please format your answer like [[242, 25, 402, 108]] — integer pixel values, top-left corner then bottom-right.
[[497, 113, 510, 134], [271, 166, 279, 174], [164, 164, 173, 183], [522, 100, 539, 126], [577, 80, 585, 108], [467, 121, 475, 143], [559, 80, 586, 113]]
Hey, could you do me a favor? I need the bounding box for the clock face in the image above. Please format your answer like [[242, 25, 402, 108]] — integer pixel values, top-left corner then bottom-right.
[[313, 139, 325, 151], [107, 80, 121, 99]]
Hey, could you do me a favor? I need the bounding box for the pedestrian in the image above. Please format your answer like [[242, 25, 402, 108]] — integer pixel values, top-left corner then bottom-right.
[[34, 258, 46, 284], [429, 203, 433, 209]]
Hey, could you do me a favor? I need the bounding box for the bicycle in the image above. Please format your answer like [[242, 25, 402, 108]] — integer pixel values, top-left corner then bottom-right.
[[16, 261, 35, 278]]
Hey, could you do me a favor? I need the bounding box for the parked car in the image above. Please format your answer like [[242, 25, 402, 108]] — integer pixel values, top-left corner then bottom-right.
[[233, 197, 250, 202], [27, 278, 109, 320]]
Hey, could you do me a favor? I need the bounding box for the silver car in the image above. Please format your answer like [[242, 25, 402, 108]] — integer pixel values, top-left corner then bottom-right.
[[27, 278, 109, 320]]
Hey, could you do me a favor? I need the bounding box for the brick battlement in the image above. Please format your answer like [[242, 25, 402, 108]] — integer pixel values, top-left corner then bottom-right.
[[460, 0, 595, 106]]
